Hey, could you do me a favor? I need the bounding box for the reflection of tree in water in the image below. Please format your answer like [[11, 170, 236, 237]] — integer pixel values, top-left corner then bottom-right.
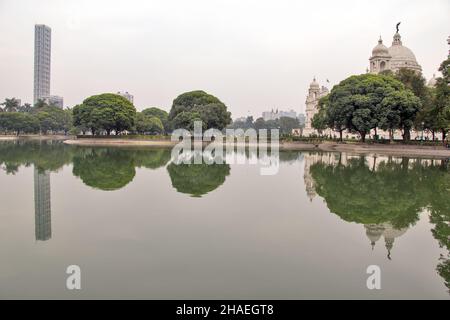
[[308, 154, 450, 293], [167, 160, 230, 197], [132, 148, 171, 169], [0, 140, 73, 174], [72, 148, 136, 191], [71, 147, 172, 191], [309, 157, 424, 228], [427, 160, 450, 293], [279, 151, 302, 164]]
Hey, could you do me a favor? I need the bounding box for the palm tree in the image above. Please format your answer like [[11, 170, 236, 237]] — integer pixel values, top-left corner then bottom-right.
[[1, 98, 20, 112], [18, 103, 33, 113], [34, 99, 48, 110]]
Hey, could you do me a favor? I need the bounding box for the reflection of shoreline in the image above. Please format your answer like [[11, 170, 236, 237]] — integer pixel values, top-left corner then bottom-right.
[[62, 139, 450, 158], [34, 167, 51, 241], [303, 153, 447, 202]]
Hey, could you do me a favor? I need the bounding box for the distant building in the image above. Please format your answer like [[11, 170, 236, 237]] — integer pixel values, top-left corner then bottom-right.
[[297, 113, 306, 127], [117, 91, 134, 104], [262, 109, 297, 121], [279, 110, 297, 119], [42, 95, 63, 108], [34, 24, 51, 104], [234, 117, 247, 123]]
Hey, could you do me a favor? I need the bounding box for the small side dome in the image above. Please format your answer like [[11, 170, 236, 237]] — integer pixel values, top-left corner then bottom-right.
[[372, 37, 390, 57], [428, 74, 438, 87], [310, 77, 320, 89]]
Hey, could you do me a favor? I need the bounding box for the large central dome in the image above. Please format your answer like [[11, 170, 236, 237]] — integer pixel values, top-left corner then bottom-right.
[[387, 32, 422, 72], [368, 29, 422, 74]]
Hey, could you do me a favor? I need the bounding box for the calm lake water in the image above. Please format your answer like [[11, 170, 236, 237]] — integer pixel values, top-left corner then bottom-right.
[[0, 140, 449, 299]]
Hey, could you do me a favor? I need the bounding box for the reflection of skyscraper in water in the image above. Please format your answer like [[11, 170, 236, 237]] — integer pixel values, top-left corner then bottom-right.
[[34, 167, 51, 241]]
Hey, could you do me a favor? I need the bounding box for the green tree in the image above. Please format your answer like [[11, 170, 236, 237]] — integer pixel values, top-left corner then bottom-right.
[[0, 112, 39, 135], [379, 90, 421, 141], [394, 68, 427, 99], [311, 109, 328, 135], [18, 103, 33, 113], [72, 103, 94, 134], [172, 111, 204, 131], [36, 106, 69, 134], [62, 109, 74, 134], [34, 99, 48, 110], [169, 91, 231, 130], [1, 98, 20, 112], [433, 58, 450, 143], [325, 74, 417, 142], [72, 93, 136, 135], [142, 107, 169, 132], [135, 112, 164, 134], [253, 117, 266, 131], [278, 116, 299, 135], [352, 108, 377, 142]]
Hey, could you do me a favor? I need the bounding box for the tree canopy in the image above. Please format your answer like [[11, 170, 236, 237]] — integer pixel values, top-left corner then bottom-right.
[[73, 93, 136, 135], [169, 91, 231, 130], [315, 73, 421, 142], [142, 107, 170, 132], [135, 112, 164, 134]]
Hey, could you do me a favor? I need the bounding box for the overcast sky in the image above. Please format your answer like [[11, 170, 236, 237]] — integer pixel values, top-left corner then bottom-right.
[[0, 0, 449, 118]]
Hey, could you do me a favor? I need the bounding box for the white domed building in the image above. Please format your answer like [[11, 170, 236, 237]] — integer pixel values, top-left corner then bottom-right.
[[369, 30, 422, 74], [302, 77, 329, 136], [427, 74, 438, 87]]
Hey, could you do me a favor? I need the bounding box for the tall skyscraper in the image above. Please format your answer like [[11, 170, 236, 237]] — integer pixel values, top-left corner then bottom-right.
[[34, 167, 52, 241], [34, 24, 51, 104]]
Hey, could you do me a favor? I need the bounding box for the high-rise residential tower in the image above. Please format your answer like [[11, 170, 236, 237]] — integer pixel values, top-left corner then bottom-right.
[[34, 24, 51, 104]]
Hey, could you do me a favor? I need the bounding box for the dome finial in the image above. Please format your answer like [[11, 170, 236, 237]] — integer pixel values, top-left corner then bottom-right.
[[378, 35, 382, 44], [393, 31, 402, 46], [396, 22, 401, 33]]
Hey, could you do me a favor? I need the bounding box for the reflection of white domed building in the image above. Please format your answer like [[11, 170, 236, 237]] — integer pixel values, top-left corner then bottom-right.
[[365, 223, 408, 260], [369, 29, 422, 74]]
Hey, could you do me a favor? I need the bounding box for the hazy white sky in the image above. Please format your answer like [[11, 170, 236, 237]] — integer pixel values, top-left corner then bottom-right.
[[0, 0, 449, 117]]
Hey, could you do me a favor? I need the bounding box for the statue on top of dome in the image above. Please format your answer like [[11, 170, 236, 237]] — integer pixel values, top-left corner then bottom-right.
[[396, 22, 401, 33]]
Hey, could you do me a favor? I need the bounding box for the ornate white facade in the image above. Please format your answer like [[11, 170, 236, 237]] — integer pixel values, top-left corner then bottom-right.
[[302, 78, 328, 136]]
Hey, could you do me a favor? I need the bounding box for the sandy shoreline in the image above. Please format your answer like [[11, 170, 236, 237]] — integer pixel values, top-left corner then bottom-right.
[[63, 138, 177, 148], [0, 135, 73, 141]]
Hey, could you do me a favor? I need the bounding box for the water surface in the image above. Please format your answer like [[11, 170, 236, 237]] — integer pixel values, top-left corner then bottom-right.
[[0, 140, 448, 299]]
